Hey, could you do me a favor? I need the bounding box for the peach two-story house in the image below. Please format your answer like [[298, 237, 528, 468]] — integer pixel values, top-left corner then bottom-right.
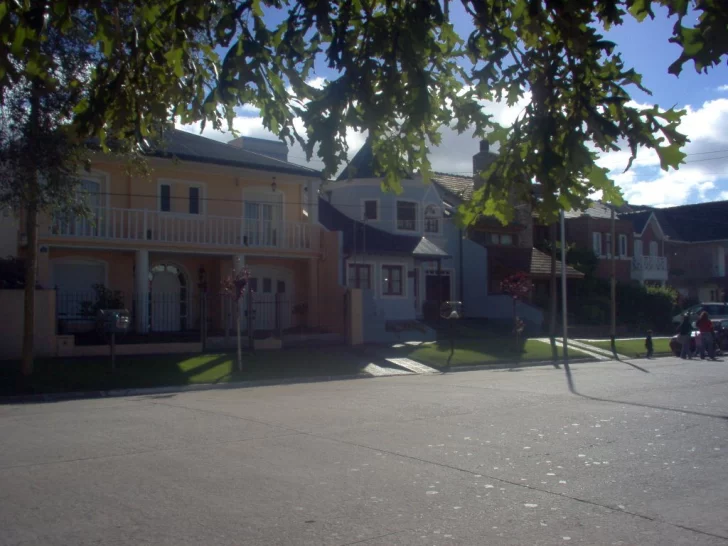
[[24, 129, 342, 341]]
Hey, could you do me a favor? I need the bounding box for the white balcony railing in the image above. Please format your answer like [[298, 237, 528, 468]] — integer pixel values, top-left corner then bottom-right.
[[631, 255, 667, 272], [47, 208, 319, 252]]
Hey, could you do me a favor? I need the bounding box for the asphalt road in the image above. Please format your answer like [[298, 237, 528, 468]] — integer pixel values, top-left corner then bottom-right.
[[1, 356, 727, 546]]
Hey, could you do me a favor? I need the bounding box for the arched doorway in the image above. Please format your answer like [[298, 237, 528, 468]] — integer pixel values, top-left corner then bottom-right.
[[149, 263, 188, 332]]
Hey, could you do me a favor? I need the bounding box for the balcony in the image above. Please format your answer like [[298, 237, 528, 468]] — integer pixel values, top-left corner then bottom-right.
[[45, 208, 320, 253], [631, 255, 668, 283]]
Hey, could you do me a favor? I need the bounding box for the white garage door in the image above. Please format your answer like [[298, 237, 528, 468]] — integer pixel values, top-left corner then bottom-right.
[[53, 262, 105, 317]]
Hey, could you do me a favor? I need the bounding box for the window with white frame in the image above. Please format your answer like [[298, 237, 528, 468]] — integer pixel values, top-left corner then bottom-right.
[[649, 241, 658, 256], [348, 263, 372, 289], [605, 232, 612, 257], [381, 265, 403, 296], [488, 233, 514, 246], [160, 184, 171, 212], [619, 234, 628, 257], [593, 232, 603, 256], [424, 204, 440, 233], [362, 200, 378, 221], [396, 201, 417, 231], [159, 181, 204, 214]]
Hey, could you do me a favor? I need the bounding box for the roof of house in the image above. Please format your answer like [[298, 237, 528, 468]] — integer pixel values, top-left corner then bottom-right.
[[431, 173, 474, 202], [335, 138, 415, 182], [618, 210, 654, 235], [319, 198, 449, 258], [529, 248, 584, 278], [485, 246, 584, 279], [564, 201, 618, 220], [620, 201, 728, 242], [142, 129, 321, 177]]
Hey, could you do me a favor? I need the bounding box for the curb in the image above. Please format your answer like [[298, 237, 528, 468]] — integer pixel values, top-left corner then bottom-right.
[[437, 357, 596, 373], [2, 353, 659, 404], [0, 372, 383, 404]]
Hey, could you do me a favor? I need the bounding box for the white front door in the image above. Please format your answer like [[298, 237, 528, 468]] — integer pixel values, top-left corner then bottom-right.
[[151, 271, 181, 332]]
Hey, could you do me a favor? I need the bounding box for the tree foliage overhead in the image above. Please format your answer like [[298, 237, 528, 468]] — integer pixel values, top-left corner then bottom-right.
[[1, 0, 726, 224]]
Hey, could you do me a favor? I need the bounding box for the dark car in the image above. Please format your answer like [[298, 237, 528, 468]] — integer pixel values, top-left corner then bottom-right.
[[670, 319, 728, 357]]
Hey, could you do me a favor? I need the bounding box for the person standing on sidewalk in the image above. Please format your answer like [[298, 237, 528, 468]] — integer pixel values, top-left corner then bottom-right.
[[696, 311, 717, 360], [678, 314, 693, 360], [645, 330, 654, 358]]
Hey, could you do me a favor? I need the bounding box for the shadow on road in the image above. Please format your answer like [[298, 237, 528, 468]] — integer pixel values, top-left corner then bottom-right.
[[560, 359, 728, 421]]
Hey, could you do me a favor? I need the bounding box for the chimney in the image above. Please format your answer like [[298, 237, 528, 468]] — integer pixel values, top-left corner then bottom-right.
[[472, 140, 497, 191], [228, 136, 289, 162]]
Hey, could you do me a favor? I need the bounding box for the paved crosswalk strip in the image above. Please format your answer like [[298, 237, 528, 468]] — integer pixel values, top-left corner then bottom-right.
[[385, 358, 440, 374], [363, 363, 413, 377]]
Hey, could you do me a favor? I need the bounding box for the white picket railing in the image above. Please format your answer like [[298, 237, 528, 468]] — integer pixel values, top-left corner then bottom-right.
[[631, 255, 667, 272], [48, 208, 319, 251]]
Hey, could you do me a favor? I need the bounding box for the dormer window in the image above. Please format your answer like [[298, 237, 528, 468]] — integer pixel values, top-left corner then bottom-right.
[[424, 205, 440, 233]]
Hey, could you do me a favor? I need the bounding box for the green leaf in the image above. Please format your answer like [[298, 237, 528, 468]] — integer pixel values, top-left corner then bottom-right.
[[655, 144, 686, 171]]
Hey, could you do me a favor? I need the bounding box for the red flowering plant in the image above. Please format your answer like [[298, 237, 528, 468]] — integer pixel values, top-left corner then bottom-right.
[[500, 272, 533, 301], [221, 268, 251, 301], [501, 272, 533, 345]]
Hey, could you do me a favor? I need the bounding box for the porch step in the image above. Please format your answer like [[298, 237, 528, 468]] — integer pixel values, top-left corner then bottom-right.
[[385, 357, 439, 374]]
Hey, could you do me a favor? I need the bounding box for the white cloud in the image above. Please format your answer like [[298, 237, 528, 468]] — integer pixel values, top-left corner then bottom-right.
[[176, 91, 728, 205], [717, 84, 728, 92], [596, 98, 728, 206]]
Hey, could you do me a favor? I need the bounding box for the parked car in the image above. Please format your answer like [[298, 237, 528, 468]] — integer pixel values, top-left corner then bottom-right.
[[672, 302, 728, 325], [670, 319, 728, 357]]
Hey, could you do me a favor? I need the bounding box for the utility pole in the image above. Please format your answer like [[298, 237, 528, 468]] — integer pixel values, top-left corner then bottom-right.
[[560, 210, 574, 392], [560, 210, 568, 363], [610, 207, 617, 354]]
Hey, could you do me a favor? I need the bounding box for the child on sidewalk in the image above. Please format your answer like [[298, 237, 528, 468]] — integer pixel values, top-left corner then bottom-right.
[[645, 330, 654, 358]]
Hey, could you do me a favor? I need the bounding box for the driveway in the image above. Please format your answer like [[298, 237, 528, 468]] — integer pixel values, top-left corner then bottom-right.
[[1, 357, 727, 545]]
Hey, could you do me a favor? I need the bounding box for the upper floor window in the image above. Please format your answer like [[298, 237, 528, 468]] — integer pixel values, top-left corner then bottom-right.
[[363, 200, 378, 221], [593, 232, 603, 256], [649, 241, 659, 256], [605, 232, 612, 257], [189, 187, 200, 214], [397, 201, 417, 231], [424, 205, 440, 233], [619, 234, 628, 257], [348, 263, 371, 290], [488, 233, 513, 246], [159, 180, 204, 214], [160, 184, 171, 212]]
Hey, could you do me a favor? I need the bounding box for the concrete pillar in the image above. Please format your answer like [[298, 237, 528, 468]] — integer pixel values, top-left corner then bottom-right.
[[308, 257, 319, 328], [135, 249, 149, 333]]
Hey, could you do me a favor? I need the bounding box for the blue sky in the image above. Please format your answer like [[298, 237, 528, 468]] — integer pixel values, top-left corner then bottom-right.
[[178, 5, 728, 207]]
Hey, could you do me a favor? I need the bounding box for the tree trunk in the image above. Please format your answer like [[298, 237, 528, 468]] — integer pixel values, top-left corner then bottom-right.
[[21, 76, 42, 377], [21, 204, 38, 376], [549, 222, 558, 361]]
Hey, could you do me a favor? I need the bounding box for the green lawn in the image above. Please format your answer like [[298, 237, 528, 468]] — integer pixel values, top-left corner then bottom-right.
[[584, 338, 672, 357], [0, 346, 370, 396], [373, 338, 595, 368]]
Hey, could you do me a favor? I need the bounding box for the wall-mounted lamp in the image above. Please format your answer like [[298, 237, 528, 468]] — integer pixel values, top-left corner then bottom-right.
[[271, 177, 277, 192], [198, 265, 207, 292]]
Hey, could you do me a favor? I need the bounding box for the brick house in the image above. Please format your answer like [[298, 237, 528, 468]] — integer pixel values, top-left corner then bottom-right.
[[622, 202, 728, 301]]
